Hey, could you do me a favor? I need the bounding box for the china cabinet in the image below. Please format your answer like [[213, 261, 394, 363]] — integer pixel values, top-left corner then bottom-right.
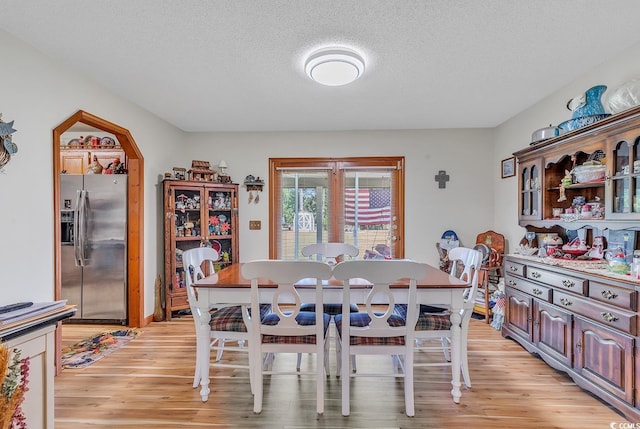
[[515, 105, 640, 229], [505, 105, 640, 421], [163, 179, 239, 320]]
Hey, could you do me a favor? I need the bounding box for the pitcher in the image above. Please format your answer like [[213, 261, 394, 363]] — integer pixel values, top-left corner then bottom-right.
[[567, 85, 607, 119]]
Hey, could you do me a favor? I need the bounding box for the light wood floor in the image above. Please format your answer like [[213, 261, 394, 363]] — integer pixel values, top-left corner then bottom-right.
[[56, 316, 628, 429]]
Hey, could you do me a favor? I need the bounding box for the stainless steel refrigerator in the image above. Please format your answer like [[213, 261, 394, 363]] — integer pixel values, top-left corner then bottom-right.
[[60, 174, 127, 324]]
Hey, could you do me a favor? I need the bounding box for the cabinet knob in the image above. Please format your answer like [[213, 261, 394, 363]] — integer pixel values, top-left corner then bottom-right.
[[508, 279, 517, 286], [601, 290, 618, 300], [560, 298, 572, 306], [532, 288, 543, 296], [561, 279, 575, 288], [600, 312, 619, 323], [531, 271, 541, 279], [509, 266, 518, 272]]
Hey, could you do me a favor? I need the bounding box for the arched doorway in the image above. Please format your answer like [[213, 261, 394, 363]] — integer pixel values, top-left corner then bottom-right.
[[53, 110, 144, 329]]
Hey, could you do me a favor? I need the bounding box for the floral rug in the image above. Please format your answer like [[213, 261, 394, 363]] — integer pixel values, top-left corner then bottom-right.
[[61, 329, 141, 369]]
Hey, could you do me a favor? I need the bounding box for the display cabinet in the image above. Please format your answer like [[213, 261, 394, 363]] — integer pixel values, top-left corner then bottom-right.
[[163, 179, 239, 320], [514, 105, 640, 229]]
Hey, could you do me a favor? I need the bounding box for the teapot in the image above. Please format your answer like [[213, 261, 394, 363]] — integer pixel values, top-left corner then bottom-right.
[[567, 85, 607, 119]]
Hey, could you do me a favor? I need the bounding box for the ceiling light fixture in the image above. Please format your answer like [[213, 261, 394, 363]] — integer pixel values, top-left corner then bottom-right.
[[305, 47, 365, 87]]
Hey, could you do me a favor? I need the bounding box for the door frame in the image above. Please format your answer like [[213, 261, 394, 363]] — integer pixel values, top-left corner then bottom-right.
[[268, 156, 405, 259], [53, 110, 145, 329]]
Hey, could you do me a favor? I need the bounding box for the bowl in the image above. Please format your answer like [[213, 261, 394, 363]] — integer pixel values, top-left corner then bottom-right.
[[574, 164, 606, 183], [558, 114, 611, 133]]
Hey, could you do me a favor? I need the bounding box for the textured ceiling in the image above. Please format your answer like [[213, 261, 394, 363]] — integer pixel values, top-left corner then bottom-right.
[[2, 1, 640, 132]]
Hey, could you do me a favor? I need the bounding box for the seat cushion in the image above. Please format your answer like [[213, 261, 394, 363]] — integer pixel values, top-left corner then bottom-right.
[[414, 313, 452, 331], [334, 312, 406, 346], [261, 311, 331, 344], [209, 304, 271, 332], [299, 302, 359, 315], [392, 304, 449, 320]]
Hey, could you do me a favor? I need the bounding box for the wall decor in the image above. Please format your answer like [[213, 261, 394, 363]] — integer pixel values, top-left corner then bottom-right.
[[434, 170, 449, 189], [501, 157, 515, 179], [0, 113, 18, 171]]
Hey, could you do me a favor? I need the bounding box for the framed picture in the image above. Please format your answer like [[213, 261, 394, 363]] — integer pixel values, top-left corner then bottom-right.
[[501, 157, 515, 179]]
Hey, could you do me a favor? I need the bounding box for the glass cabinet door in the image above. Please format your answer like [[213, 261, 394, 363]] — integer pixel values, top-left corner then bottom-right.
[[204, 186, 237, 269], [607, 134, 640, 219], [519, 159, 542, 221]]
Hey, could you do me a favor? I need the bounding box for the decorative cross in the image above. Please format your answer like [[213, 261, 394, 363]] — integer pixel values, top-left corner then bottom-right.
[[435, 170, 450, 189]]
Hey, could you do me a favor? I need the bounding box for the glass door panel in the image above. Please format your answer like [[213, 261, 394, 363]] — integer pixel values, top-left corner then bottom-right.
[[342, 170, 394, 259], [278, 170, 331, 260]]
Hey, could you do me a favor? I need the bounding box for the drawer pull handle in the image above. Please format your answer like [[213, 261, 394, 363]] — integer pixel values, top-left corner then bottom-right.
[[532, 288, 543, 296], [560, 298, 572, 306], [601, 290, 618, 300], [562, 279, 575, 288], [601, 312, 619, 323], [508, 279, 517, 286], [509, 266, 518, 272], [531, 271, 541, 279]]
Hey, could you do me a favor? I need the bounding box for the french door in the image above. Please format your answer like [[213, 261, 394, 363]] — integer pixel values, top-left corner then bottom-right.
[[269, 157, 404, 260]]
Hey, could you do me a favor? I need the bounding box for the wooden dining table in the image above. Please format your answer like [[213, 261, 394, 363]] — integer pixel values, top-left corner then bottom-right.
[[191, 262, 469, 404]]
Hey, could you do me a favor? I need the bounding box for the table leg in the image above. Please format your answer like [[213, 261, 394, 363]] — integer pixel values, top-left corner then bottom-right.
[[449, 311, 462, 403], [198, 312, 211, 402]]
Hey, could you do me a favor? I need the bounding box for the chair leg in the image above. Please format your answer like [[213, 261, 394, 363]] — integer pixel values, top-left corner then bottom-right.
[[341, 341, 350, 416], [216, 339, 225, 361], [441, 337, 451, 362], [404, 351, 415, 417], [461, 329, 471, 388], [296, 352, 302, 371]]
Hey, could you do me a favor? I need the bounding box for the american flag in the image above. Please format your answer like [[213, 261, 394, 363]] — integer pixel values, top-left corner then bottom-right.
[[344, 189, 391, 225]]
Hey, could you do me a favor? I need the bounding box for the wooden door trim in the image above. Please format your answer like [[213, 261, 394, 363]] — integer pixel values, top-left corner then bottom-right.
[[53, 110, 145, 330]]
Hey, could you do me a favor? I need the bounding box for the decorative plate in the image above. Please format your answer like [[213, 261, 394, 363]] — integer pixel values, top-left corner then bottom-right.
[[67, 138, 81, 147], [100, 136, 116, 147], [218, 214, 227, 222], [210, 240, 222, 254]]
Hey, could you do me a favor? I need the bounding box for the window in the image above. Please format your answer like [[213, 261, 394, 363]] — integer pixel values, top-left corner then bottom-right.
[[269, 157, 404, 260]]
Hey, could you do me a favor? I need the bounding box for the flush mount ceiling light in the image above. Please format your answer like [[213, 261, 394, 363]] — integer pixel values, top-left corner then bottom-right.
[[305, 47, 365, 86]]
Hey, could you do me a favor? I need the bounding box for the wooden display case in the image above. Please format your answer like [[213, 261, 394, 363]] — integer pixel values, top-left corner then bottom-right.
[[163, 179, 239, 320]]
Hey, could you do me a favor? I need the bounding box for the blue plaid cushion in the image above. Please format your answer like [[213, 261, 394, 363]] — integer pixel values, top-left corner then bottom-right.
[[261, 311, 331, 344], [209, 304, 271, 332], [334, 312, 406, 346], [299, 302, 359, 315]]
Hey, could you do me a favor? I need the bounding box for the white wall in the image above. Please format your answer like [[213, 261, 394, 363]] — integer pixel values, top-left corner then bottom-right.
[[0, 30, 184, 316], [3, 26, 640, 319], [187, 128, 495, 265], [494, 41, 640, 249]]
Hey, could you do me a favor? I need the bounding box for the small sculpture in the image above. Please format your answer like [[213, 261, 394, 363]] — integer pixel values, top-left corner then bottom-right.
[[557, 169, 573, 202], [87, 155, 103, 174]]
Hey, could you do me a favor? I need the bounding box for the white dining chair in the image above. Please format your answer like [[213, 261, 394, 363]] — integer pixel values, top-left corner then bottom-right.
[[299, 242, 359, 373], [242, 259, 333, 414], [183, 247, 268, 400], [333, 259, 428, 417], [410, 246, 482, 388]]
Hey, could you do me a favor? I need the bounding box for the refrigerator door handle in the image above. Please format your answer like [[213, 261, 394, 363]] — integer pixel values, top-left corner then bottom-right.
[[74, 189, 82, 266], [78, 189, 88, 267]]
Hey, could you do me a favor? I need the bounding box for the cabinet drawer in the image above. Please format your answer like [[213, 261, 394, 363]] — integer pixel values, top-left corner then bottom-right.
[[589, 282, 637, 311], [554, 290, 636, 335], [505, 274, 551, 302], [171, 293, 189, 310], [526, 267, 587, 295], [504, 260, 526, 277]]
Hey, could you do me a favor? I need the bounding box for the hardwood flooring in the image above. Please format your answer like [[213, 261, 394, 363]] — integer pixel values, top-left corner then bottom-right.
[[56, 317, 628, 428]]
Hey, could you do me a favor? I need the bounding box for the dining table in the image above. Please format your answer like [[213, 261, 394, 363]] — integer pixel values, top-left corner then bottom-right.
[[191, 262, 469, 404]]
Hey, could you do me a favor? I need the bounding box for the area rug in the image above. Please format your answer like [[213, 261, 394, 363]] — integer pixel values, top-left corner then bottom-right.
[[61, 329, 141, 369]]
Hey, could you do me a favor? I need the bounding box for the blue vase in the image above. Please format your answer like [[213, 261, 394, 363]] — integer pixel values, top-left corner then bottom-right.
[[568, 85, 607, 119]]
